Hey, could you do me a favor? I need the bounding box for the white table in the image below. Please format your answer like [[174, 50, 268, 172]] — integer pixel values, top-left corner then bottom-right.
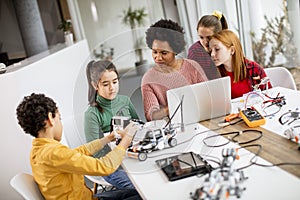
[[231, 87, 300, 138], [120, 87, 300, 200]]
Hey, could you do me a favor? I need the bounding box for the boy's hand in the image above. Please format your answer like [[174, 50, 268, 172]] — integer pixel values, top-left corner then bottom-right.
[[117, 121, 138, 139], [106, 131, 116, 142], [116, 122, 138, 148], [101, 132, 116, 146]]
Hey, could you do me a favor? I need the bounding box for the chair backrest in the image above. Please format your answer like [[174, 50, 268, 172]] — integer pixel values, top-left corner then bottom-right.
[[10, 173, 44, 200], [264, 67, 297, 90]]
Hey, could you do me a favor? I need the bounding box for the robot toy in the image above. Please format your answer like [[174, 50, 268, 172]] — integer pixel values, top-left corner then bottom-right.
[[111, 116, 178, 161], [190, 148, 247, 200]]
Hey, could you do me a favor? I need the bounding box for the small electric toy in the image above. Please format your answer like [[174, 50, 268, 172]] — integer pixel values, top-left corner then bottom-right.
[[278, 110, 300, 150], [111, 116, 178, 161], [283, 125, 300, 150], [126, 125, 177, 161], [111, 116, 145, 145], [190, 148, 247, 200], [111, 96, 184, 161]]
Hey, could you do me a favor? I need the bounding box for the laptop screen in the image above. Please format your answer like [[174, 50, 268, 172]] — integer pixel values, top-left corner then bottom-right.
[[166, 76, 231, 125]]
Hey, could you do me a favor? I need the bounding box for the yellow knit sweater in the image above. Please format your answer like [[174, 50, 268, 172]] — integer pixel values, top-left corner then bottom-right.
[[30, 138, 125, 200]]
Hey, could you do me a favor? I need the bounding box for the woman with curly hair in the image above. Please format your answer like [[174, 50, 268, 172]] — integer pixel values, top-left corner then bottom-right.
[[142, 19, 208, 121]]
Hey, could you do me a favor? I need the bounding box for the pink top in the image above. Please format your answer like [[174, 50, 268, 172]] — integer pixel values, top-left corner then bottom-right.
[[141, 59, 208, 121]]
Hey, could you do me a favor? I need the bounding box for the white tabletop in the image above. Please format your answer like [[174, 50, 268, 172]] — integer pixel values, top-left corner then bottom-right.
[[232, 87, 300, 138], [120, 87, 300, 200]]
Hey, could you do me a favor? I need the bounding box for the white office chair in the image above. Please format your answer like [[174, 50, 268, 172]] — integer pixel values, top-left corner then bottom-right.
[[10, 173, 44, 200], [264, 67, 297, 90], [63, 115, 113, 194], [85, 175, 114, 194]]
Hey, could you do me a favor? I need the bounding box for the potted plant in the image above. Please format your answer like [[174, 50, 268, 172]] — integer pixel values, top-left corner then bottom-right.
[[58, 19, 74, 46], [250, 1, 299, 69], [121, 6, 148, 69]]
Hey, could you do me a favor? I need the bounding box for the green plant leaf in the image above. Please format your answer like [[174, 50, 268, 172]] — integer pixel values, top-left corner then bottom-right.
[[121, 6, 147, 29]]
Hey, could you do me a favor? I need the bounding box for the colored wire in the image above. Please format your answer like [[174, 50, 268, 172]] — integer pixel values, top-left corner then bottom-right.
[[261, 92, 286, 117], [203, 130, 263, 148], [236, 144, 263, 171], [244, 91, 265, 109], [262, 104, 282, 117], [278, 110, 300, 125], [235, 144, 300, 170]]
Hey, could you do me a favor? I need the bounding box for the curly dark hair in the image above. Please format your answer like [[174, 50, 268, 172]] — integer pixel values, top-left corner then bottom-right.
[[16, 93, 57, 137], [145, 19, 185, 54]]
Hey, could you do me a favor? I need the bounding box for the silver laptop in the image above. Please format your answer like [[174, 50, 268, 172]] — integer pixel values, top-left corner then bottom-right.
[[166, 76, 231, 125]]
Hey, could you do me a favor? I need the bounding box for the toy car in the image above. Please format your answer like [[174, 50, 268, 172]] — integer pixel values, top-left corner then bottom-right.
[[111, 116, 145, 145], [127, 126, 177, 161], [111, 116, 178, 161]]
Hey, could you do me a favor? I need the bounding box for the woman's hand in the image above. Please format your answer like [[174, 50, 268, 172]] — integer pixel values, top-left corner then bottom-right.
[[151, 106, 169, 121]]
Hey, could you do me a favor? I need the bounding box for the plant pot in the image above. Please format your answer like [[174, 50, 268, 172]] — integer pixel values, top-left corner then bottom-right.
[[64, 31, 74, 46]]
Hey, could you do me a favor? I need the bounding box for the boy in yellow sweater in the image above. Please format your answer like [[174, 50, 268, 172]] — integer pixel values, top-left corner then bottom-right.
[[16, 93, 141, 200]]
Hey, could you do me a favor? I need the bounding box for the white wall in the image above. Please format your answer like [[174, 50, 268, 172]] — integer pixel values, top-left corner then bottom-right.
[[0, 40, 90, 199], [71, 0, 163, 71]]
